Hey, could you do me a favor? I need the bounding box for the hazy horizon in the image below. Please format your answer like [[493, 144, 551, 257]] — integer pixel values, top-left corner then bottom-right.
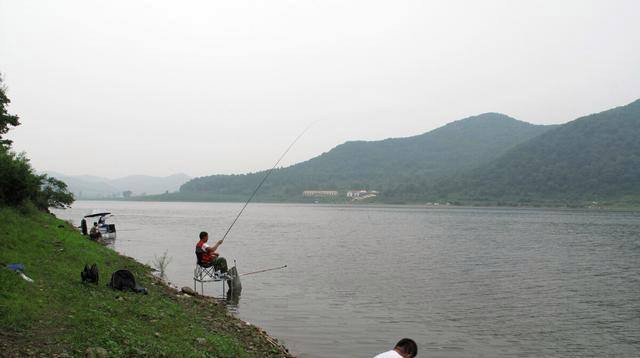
[[2, 0, 639, 178], [44, 170, 190, 181]]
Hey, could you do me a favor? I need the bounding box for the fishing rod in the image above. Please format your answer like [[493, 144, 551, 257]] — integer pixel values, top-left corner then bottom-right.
[[240, 265, 287, 277], [219, 122, 315, 242]]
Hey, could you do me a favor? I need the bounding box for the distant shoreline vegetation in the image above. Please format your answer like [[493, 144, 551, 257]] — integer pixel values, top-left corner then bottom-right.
[[110, 191, 640, 210]]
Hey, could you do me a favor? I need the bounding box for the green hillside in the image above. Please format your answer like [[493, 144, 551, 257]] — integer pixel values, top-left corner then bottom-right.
[[180, 113, 552, 200], [431, 99, 640, 206]]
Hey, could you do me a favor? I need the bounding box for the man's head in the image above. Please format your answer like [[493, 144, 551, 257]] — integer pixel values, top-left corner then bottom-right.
[[93, 222, 98, 227], [394, 338, 417, 358], [199, 231, 208, 241]]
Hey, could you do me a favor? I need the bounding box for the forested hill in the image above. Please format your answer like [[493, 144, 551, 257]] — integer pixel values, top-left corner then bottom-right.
[[429, 99, 640, 204], [180, 113, 552, 199]]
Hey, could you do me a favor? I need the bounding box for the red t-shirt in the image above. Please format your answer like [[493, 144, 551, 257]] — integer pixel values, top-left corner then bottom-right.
[[196, 240, 212, 264]]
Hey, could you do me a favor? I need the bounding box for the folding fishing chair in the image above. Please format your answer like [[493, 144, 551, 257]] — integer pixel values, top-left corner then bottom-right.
[[193, 264, 226, 294], [193, 249, 231, 295]]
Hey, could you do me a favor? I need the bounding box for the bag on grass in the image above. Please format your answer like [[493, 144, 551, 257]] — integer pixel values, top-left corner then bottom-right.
[[81, 263, 99, 284], [108, 269, 147, 294]]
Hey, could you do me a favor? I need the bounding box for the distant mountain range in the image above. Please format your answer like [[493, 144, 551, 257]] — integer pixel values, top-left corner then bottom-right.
[[46, 172, 191, 199], [174, 99, 640, 207]]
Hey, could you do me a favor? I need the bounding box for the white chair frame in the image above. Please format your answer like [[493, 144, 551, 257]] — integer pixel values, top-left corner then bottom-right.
[[193, 264, 228, 296]]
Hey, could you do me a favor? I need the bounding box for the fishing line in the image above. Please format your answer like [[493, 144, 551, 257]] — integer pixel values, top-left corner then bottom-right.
[[112, 238, 154, 243], [219, 122, 316, 241]]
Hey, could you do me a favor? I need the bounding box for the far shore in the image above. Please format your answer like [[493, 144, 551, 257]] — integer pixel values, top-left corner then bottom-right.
[[74, 196, 640, 211]]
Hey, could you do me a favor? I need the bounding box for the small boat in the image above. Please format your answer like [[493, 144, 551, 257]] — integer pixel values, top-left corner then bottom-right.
[[82, 210, 117, 240]]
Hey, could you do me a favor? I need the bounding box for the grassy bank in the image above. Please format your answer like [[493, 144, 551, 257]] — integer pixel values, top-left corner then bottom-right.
[[0, 207, 292, 358]]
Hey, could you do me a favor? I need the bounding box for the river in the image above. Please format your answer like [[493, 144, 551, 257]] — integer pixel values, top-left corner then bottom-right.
[[52, 201, 640, 357]]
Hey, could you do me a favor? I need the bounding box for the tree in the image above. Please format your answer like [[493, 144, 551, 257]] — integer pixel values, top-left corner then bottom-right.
[[0, 150, 40, 206], [37, 177, 74, 209], [0, 74, 74, 210], [0, 74, 20, 148]]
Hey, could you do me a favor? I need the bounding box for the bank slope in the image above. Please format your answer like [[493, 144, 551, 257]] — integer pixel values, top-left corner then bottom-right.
[[179, 113, 552, 201], [434, 99, 640, 205], [0, 207, 291, 358]]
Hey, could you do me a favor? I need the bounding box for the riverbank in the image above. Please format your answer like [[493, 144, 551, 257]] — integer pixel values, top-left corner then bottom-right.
[[0, 207, 293, 358]]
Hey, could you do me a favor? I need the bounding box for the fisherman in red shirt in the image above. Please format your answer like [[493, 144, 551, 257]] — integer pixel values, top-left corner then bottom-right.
[[195, 231, 228, 275]]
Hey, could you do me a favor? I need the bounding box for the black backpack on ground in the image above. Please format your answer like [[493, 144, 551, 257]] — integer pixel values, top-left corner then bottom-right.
[[81, 264, 99, 284], [108, 269, 148, 294]]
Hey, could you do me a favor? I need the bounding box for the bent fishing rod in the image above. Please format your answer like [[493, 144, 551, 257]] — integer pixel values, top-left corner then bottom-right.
[[240, 265, 288, 277], [219, 122, 315, 242]]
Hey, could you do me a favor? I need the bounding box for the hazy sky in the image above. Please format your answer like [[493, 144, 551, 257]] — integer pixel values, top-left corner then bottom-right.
[[1, 0, 639, 178]]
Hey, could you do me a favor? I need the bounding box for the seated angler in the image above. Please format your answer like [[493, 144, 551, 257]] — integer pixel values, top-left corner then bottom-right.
[[195, 231, 229, 277], [89, 222, 102, 241]]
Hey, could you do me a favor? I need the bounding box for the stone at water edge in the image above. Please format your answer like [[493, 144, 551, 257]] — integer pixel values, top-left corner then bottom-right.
[[181, 287, 198, 296], [95, 348, 108, 358]]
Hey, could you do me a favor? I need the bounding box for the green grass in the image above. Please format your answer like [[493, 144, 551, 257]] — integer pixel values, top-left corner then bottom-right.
[[0, 207, 291, 357]]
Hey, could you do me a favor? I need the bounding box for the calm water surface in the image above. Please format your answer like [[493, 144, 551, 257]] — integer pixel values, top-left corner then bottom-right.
[[53, 201, 640, 357]]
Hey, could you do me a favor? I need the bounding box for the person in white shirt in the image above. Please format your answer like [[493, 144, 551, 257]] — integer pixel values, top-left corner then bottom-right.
[[373, 338, 418, 358]]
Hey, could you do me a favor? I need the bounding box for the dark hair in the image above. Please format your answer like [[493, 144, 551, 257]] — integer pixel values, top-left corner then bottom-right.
[[395, 338, 417, 357], [199, 231, 208, 240]]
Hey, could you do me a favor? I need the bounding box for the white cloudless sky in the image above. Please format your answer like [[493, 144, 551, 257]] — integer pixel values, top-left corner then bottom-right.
[[1, 0, 639, 178]]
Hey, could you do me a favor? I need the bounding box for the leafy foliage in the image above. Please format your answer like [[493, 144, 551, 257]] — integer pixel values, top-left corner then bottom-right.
[[0, 73, 20, 148], [0, 150, 42, 207], [0, 75, 74, 210], [37, 176, 74, 209]]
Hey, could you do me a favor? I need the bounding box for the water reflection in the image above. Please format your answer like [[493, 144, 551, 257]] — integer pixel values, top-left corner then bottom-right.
[[225, 265, 243, 307], [226, 286, 242, 306]]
